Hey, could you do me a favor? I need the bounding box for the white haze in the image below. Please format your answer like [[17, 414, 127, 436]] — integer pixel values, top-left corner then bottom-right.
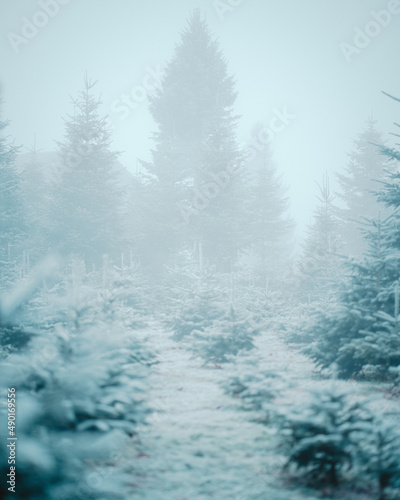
[[1, 0, 399, 242]]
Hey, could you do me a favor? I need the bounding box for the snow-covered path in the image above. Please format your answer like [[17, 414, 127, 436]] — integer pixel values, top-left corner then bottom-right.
[[127, 325, 321, 500]]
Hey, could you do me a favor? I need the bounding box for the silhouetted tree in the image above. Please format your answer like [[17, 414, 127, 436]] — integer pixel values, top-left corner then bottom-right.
[[336, 119, 393, 256], [299, 174, 342, 302], [50, 77, 125, 267], [0, 101, 25, 288], [143, 9, 245, 272], [243, 123, 294, 290]]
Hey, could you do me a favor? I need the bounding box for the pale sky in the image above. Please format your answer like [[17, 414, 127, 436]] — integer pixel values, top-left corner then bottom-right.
[[1, 0, 399, 239]]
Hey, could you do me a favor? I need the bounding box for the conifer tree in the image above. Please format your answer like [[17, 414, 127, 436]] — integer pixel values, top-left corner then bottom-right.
[[299, 174, 342, 302], [0, 262, 152, 500], [304, 211, 400, 379], [336, 119, 393, 256], [280, 387, 373, 487], [243, 123, 294, 290], [0, 101, 25, 288], [144, 9, 244, 272], [50, 76, 125, 267], [19, 145, 51, 264], [306, 97, 400, 379], [192, 304, 260, 365], [166, 260, 227, 340]]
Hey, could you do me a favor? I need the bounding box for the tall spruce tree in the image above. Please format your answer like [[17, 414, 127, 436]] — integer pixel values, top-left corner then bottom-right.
[[378, 92, 400, 163], [306, 97, 400, 379], [50, 76, 125, 267], [144, 9, 244, 272], [304, 211, 400, 379], [336, 119, 393, 257], [0, 101, 25, 289], [242, 123, 294, 290], [299, 174, 342, 302]]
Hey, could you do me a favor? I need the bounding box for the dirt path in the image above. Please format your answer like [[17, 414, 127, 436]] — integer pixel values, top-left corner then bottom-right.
[[127, 325, 320, 500]]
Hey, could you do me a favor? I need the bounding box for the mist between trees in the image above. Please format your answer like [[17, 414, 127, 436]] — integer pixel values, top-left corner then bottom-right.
[[1, 8, 400, 500]]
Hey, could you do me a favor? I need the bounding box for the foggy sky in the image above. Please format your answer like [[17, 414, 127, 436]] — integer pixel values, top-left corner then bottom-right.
[[1, 0, 399, 238]]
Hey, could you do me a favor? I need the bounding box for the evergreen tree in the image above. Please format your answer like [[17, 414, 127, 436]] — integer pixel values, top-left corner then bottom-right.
[[165, 260, 227, 341], [144, 9, 244, 272], [304, 212, 400, 379], [50, 76, 125, 267], [305, 98, 400, 380], [299, 174, 342, 302], [377, 93, 400, 163], [223, 359, 284, 420], [0, 261, 152, 500], [242, 123, 294, 290], [371, 421, 400, 499], [336, 119, 393, 256], [0, 100, 25, 289], [192, 305, 260, 365], [280, 387, 373, 487], [19, 144, 51, 265]]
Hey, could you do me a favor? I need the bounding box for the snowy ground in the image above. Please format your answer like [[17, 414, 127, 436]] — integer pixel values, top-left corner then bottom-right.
[[124, 324, 400, 500]]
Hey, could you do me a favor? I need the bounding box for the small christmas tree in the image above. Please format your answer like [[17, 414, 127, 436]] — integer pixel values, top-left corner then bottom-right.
[[279, 387, 374, 487], [191, 305, 260, 365], [366, 420, 400, 500], [165, 260, 227, 341], [0, 262, 152, 500], [222, 355, 287, 423]]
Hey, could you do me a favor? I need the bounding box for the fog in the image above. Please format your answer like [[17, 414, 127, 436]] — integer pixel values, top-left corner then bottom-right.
[[1, 0, 399, 237], [1, 2, 400, 499]]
